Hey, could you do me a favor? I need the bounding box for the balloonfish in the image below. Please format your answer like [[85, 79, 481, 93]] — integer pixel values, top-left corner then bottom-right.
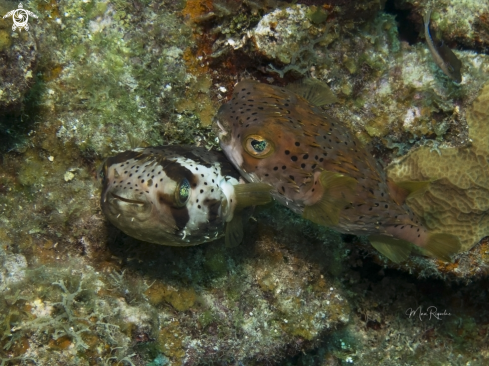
[[100, 145, 271, 247], [214, 79, 461, 262]]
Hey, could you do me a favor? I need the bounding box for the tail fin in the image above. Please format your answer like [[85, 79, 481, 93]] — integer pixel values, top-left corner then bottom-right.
[[424, 233, 461, 262]]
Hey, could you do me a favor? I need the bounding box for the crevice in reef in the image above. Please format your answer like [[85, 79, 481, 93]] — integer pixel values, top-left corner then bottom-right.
[[384, 0, 421, 45]]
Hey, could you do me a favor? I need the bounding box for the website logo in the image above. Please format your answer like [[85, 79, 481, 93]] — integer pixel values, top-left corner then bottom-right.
[[2, 3, 38, 32]]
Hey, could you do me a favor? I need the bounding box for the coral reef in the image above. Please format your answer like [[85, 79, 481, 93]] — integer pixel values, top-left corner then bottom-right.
[[295, 0, 388, 22], [393, 0, 489, 50], [1, 0, 489, 364], [250, 5, 489, 150], [387, 82, 489, 251], [0, 1, 38, 112]]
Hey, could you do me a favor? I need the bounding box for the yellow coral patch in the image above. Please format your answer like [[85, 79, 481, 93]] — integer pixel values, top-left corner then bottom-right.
[[387, 83, 489, 252]]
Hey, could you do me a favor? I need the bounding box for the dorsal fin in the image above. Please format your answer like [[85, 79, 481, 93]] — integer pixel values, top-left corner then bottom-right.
[[127, 133, 148, 149], [286, 78, 337, 107]]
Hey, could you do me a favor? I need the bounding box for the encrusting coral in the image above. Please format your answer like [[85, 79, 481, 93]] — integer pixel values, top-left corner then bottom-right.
[[387, 82, 489, 252]]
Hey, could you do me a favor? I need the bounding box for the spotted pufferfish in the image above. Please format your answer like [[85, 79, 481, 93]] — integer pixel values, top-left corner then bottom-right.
[[214, 79, 461, 263], [100, 145, 271, 247]]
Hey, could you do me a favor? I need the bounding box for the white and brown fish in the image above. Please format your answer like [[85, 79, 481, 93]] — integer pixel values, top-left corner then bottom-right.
[[424, 9, 462, 83], [214, 79, 461, 262], [100, 146, 271, 247]]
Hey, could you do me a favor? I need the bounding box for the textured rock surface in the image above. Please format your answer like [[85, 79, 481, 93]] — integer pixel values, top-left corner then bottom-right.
[[250, 6, 489, 150], [394, 0, 489, 50], [387, 82, 489, 252]]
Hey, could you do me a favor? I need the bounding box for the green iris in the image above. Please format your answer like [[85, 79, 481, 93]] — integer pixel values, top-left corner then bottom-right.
[[251, 139, 268, 152], [176, 178, 190, 206]]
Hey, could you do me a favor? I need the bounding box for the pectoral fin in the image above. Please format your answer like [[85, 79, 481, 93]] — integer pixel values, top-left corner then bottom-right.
[[303, 171, 357, 226], [369, 235, 413, 263], [387, 180, 431, 205], [234, 183, 272, 210], [225, 211, 244, 247]]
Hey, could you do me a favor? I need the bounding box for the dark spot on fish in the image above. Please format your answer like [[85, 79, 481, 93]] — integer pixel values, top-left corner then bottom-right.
[[273, 166, 278, 171], [303, 154, 309, 159], [384, 204, 388, 208], [295, 142, 300, 146], [289, 175, 294, 180], [281, 186, 285, 192], [198, 205, 201, 209], [282, 166, 286, 170], [369, 207, 373, 211], [291, 156, 298, 161], [311, 164, 317, 169], [141, 179, 145, 183]]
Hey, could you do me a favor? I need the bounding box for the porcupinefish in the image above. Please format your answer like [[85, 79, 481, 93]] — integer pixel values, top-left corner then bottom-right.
[[100, 145, 271, 247], [214, 79, 461, 262], [424, 9, 462, 83]]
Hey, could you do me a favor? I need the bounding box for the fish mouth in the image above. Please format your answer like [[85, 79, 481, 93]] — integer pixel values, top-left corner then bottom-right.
[[213, 118, 231, 143], [111, 192, 147, 205]]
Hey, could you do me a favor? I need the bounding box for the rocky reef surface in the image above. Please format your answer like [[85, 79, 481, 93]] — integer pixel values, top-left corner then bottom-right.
[[1, 0, 489, 365]]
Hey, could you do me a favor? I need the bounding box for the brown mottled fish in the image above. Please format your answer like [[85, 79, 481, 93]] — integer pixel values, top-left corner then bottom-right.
[[100, 146, 271, 247], [424, 9, 462, 83], [214, 79, 461, 263]]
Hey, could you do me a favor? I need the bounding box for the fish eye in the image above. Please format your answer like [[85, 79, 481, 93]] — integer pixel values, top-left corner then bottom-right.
[[175, 178, 191, 207], [244, 135, 274, 158]]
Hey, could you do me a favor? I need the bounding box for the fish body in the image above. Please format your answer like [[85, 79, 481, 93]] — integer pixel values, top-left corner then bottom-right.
[[214, 80, 460, 262], [100, 146, 271, 246], [424, 10, 462, 83]]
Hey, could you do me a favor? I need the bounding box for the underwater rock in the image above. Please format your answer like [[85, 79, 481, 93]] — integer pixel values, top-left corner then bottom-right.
[[387, 82, 489, 252], [393, 0, 489, 50], [296, 0, 387, 21], [251, 8, 489, 146], [0, 6, 38, 112], [252, 4, 337, 76]]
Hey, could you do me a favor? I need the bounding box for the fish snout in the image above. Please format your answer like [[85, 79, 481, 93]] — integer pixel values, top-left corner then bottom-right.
[[104, 187, 153, 220]]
